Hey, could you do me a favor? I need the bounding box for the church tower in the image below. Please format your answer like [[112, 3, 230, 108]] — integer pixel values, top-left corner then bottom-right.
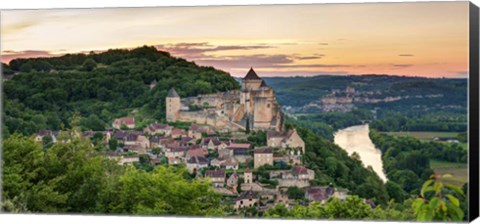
[[166, 88, 181, 122]]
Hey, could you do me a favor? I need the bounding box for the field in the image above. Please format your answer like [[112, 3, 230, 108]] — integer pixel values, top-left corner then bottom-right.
[[430, 159, 468, 187], [384, 131, 460, 141]]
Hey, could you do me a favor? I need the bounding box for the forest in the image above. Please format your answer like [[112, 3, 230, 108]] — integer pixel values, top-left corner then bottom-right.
[[2, 46, 240, 137]]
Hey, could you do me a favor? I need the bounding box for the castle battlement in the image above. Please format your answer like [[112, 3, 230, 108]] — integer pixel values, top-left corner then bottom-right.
[[166, 68, 283, 132]]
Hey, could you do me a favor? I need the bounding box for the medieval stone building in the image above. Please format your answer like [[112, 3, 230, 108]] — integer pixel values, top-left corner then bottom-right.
[[166, 68, 283, 131]]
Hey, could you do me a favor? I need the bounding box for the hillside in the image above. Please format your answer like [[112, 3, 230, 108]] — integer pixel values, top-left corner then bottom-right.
[[2, 46, 240, 137], [264, 75, 467, 114]]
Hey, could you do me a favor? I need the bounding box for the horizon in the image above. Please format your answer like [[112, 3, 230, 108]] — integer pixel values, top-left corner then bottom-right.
[[1, 2, 469, 78]]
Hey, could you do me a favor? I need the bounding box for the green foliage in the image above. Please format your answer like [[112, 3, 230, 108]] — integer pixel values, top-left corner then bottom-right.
[[82, 58, 97, 71], [413, 175, 464, 221], [247, 131, 266, 147], [2, 133, 224, 216], [3, 46, 240, 136], [286, 187, 305, 200]]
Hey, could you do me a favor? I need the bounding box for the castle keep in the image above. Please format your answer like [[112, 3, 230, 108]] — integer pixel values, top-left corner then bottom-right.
[[166, 68, 283, 131]]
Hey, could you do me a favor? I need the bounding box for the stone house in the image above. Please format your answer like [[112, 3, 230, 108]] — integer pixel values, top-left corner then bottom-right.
[[227, 172, 239, 193], [35, 130, 58, 143], [201, 137, 226, 150], [205, 169, 226, 187], [186, 156, 208, 173], [221, 157, 239, 170], [267, 129, 305, 153], [233, 148, 251, 163], [112, 116, 135, 129], [186, 147, 208, 160], [218, 148, 234, 159], [171, 128, 188, 139], [253, 147, 274, 168], [143, 122, 173, 136], [188, 123, 214, 139], [235, 190, 259, 211]]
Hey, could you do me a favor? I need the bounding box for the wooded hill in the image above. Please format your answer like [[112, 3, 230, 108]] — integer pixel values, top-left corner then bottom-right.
[[2, 46, 240, 137]]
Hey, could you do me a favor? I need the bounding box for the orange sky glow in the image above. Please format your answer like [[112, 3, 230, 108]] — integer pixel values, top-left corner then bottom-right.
[[0, 2, 470, 77]]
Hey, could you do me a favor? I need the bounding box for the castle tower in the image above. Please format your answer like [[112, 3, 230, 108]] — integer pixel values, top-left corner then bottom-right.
[[242, 68, 263, 91], [244, 168, 253, 184], [166, 88, 181, 122]]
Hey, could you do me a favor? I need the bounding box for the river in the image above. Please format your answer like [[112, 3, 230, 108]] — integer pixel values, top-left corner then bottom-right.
[[333, 124, 388, 182]]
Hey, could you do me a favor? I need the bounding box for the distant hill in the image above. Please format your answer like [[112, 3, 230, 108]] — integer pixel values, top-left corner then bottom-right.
[[2, 46, 240, 136], [264, 75, 467, 115]]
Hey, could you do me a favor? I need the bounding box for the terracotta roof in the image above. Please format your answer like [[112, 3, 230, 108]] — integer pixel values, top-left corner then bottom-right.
[[236, 190, 258, 201], [187, 156, 208, 164], [206, 169, 226, 178], [167, 88, 179, 97], [267, 130, 294, 140], [116, 117, 135, 126], [292, 165, 309, 175], [227, 142, 251, 149], [187, 148, 206, 157], [254, 147, 273, 154], [243, 67, 261, 80]]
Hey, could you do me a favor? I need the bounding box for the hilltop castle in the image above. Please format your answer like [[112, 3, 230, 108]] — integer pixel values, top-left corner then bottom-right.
[[166, 68, 283, 132]]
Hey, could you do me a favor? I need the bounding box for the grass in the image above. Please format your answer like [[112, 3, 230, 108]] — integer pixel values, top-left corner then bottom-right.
[[430, 159, 468, 187]]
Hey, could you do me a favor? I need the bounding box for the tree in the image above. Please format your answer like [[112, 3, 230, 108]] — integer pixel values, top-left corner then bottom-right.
[[287, 186, 305, 200], [82, 58, 97, 71], [413, 175, 464, 221], [108, 138, 118, 150], [245, 117, 250, 134]]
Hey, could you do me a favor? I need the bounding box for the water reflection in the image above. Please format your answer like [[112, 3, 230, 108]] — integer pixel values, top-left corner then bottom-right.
[[334, 124, 388, 182]]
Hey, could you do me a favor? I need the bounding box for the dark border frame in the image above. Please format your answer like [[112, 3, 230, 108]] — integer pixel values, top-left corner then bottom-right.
[[469, 2, 479, 222]]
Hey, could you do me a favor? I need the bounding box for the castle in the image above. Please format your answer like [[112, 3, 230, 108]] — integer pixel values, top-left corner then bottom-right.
[[166, 68, 283, 132]]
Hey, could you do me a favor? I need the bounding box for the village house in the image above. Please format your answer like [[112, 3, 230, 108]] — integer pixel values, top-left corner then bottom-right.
[[233, 148, 251, 163], [186, 155, 208, 173], [235, 190, 259, 211], [227, 172, 239, 193], [188, 123, 214, 139], [253, 147, 274, 168], [164, 145, 187, 159], [171, 128, 188, 139], [143, 122, 173, 136], [210, 158, 223, 168], [305, 186, 332, 204], [205, 169, 226, 187], [112, 116, 135, 129], [35, 130, 58, 143], [178, 137, 196, 146], [124, 132, 150, 149], [185, 146, 208, 160], [149, 136, 173, 149], [267, 129, 305, 154], [269, 165, 315, 188], [221, 157, 239, 170], [201, 137, 227, 150], [218, 148, 234, 159]]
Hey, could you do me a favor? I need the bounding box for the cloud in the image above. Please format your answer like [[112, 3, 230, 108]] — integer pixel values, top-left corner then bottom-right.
[[318, 43, 329, 45], [155, 42, 275, 59], [398, 54, 414, 57], [1, 50, 59, 63], [392, 64, 413, 68]]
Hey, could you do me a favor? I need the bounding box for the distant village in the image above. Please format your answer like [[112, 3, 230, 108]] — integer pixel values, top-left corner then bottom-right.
[[34, 69, 351, 213], [294, 86, 444, 113]]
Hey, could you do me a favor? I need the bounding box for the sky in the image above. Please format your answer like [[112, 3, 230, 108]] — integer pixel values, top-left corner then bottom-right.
[[0, 2, 470, 78]]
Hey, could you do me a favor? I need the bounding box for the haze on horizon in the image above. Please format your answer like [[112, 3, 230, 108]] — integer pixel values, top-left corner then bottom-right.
[[0, 2, 469, 78]]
